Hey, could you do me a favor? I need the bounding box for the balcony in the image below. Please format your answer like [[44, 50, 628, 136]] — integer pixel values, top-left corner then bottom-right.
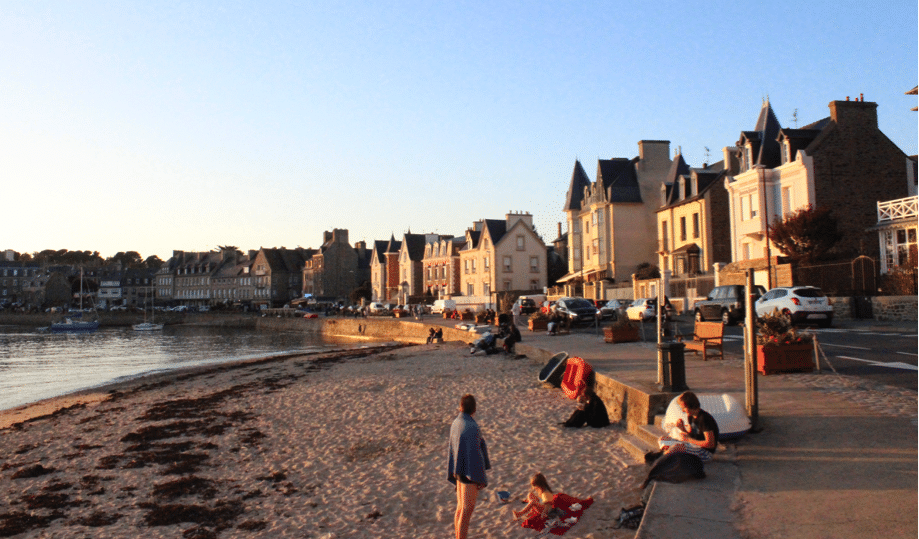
[[878, 196, 918, 223]]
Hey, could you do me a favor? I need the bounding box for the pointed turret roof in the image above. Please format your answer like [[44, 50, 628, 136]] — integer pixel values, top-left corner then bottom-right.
[[564, 160, 592, 211], [738, 100, 783, 168]]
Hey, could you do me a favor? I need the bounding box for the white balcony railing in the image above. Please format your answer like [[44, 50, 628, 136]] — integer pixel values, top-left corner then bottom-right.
[[877, 196, 918, 223]]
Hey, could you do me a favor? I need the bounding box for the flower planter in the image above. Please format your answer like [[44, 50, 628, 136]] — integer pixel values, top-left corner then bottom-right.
[[461, 312, 474, 321], [528, 319, 548, 332], [604, 325, 639, 343], [443, 311, 452, 319], [475, 314, 486, 324], [756, 344, 815, 375]]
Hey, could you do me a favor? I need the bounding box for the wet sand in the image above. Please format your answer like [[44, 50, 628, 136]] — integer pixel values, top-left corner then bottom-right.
[[0, 343, 644, 538]]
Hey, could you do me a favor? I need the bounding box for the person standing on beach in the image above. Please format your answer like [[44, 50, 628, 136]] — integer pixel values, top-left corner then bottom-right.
[[447, 394, 490, 539]]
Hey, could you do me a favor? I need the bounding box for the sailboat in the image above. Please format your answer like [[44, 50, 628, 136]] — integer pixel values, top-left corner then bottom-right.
[[133, 287, 164, 331], [50, 269, 100, 333]]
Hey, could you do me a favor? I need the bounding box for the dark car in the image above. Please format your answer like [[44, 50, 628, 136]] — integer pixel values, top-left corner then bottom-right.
[[512, 297, 538, 314], [694, 284, 766, 325], [553, 297, 600, 325]]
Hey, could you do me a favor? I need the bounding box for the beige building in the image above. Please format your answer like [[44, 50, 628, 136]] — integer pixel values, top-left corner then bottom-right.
[[458, 213, 547, 308], [396, 233, 442, 302], [561, 140, 673, 297]]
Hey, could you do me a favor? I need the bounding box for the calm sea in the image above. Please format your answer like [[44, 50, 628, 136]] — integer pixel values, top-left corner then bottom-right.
[[0, 325, 359, 412]]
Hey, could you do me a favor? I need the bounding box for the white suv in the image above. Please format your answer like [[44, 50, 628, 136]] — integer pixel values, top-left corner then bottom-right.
[[754, 286, 833, 327]]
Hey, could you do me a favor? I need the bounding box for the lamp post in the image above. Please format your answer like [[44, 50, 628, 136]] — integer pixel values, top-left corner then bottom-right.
[[755, 165, 773, 289]]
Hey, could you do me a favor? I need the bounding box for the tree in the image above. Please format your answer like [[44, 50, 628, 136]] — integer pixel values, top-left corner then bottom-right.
[[634, 262, 660, 280], [768, 205, 842, 263], [349, 281, 372, 305], [106, 251, 144, 268], [144, 255, 165, 270]]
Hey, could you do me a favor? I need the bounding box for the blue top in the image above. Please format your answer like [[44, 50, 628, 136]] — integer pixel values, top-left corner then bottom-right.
[[447, 413, 490, 485]]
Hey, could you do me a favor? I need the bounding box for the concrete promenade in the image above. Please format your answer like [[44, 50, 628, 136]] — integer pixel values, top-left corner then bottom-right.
[[420, 314, 917, 538]]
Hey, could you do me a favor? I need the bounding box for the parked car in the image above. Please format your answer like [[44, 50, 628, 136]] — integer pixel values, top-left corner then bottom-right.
[[694, 285, 765, 325], [511, 297, 538, 314], [598, 299, 628, 320], [626, 297, 672, 322], [754, 286, 833, 327], [368, 302, 389, 315], [553, 297, 600, 325]]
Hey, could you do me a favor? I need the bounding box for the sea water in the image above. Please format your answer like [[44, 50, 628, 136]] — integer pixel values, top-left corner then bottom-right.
[[0, 325, 354, 411]]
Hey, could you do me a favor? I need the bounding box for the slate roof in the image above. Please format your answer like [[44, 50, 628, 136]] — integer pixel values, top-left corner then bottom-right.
[[402, 234, 429, 261], [738, 100, 783, 168], [564, 160, 592, 211], [482, 219, 508, 245], [660, 161, 727, 209], [372, 240, 389, 264], [597, 158, 643, 203]]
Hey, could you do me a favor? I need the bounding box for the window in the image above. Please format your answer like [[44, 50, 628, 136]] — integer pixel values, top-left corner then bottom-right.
[[661, 221, 668, 249], [504, 281, 511, 290], [516, 235, 525, 250], [484, 257, 489, 269], [471, 259, 476, 273], [782, 186, 793, 216], [740, 196, 748, 220], [750, 193, 758, 218], [680, 217, 687, 241], [742, 243, 751, 260], [464, 260, 469, 274], [467, 283, 474, 295], [530, 256, 539, 273], [503, 256, 512, 272], [483, 282, 490, 296], [692, 213, 700, 238]]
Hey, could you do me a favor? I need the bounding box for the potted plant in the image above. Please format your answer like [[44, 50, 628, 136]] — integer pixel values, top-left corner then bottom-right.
[[756, 310, 815, 374], [604, 316, 639, 343], [528, 311, 549, 331]]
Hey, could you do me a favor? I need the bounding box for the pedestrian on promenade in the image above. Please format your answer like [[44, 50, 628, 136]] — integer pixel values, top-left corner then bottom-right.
[[447, 394, 490, 539], [511, 301, 522, 326]]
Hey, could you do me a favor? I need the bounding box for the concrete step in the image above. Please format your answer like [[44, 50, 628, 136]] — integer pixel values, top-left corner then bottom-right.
[[635, 423, 666, 446], [617, 433, 657, 463]]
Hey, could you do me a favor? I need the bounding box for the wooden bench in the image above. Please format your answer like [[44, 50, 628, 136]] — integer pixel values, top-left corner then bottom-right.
[[678, 321, 724, 361]]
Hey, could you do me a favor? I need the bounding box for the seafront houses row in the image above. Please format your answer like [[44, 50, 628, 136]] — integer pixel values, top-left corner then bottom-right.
[[2, 96, 916, 311], [558, 96, 917, 306]]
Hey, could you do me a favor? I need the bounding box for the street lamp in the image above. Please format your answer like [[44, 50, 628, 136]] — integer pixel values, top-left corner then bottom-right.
[[755, 165, 773, 289]]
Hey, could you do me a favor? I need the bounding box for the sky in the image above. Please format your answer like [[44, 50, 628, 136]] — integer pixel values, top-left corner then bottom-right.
[[2, 0, 917, 262]]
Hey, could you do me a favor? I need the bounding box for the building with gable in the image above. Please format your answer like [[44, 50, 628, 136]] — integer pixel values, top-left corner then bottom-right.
[[302, 229, 364, 301], [396, 233, 442, 303], [656, 153, 733, 279], [251, 247, 311, 308], [458, 212, 547, 308], [724, 97, 913, 287], [561, 140, 673, 297], [370, 236, 401, 302], [421, 235, 464, 299]]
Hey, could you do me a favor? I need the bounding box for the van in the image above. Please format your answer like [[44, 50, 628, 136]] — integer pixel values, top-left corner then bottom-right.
[[431, 299, 457, 314], [368, 302, 389, 315]]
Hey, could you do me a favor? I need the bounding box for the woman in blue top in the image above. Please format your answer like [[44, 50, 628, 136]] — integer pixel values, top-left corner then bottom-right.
[[447, 394, 490, 539]]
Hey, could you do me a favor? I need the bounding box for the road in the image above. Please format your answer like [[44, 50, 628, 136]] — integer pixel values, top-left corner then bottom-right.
[[698, 319, 918, 391]]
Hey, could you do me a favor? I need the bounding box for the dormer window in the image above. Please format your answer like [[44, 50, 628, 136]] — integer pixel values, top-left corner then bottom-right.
[[691, 176, 698, 197], [744, 145, 754, 171], [660, 184, 667, 206], [678, 177, 686, 200]]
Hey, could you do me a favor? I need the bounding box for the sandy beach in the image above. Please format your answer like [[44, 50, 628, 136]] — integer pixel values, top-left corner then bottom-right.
[[1, 342, 645, 538]]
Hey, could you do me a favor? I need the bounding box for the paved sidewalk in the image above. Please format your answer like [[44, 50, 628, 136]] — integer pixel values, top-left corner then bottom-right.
[[425, 315, 918, 538]]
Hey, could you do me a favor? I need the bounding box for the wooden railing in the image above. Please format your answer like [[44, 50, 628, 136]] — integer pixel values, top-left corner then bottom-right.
[[877, 196, 918, 223]]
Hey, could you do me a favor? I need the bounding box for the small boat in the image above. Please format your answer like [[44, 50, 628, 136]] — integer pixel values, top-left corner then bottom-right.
[[538, 351, 569, 387], [50, 269, 100, 334], [133, 287, 163, 331], [50, 316, 100, 333], [662, 393, 751, 440]]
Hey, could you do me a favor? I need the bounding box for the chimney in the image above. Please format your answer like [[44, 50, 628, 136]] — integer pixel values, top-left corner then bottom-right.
[[829, 98, 878, 129], [557, 222, 562, 239], [506, 211, 533, 230]]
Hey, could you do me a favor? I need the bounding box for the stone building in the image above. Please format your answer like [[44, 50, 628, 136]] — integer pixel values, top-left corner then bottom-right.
[[724, 97, 913, 286], [251, 247, 311, 308], [370, 236, 402, 302], [302, 229, 359, 301]]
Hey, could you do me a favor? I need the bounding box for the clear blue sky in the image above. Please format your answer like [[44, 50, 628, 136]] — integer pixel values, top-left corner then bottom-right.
[[3, 1, 916, 261]]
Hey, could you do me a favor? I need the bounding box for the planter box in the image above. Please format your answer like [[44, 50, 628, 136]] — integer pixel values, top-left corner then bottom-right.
[[475, 314, 486, 324], [757, 344, 815, 375], [528, 319, 548, 331], [443, 311, 453, 319], [604, 325, 640, 343], [461, 312, 474, 321]]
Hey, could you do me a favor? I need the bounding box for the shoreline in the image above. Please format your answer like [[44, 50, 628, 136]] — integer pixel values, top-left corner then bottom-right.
[[0, 342, 645, 538], [0, 343, 403, 431]]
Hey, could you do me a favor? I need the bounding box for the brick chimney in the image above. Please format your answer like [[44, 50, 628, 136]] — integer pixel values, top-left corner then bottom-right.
[[829, 98, 878, 130]]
